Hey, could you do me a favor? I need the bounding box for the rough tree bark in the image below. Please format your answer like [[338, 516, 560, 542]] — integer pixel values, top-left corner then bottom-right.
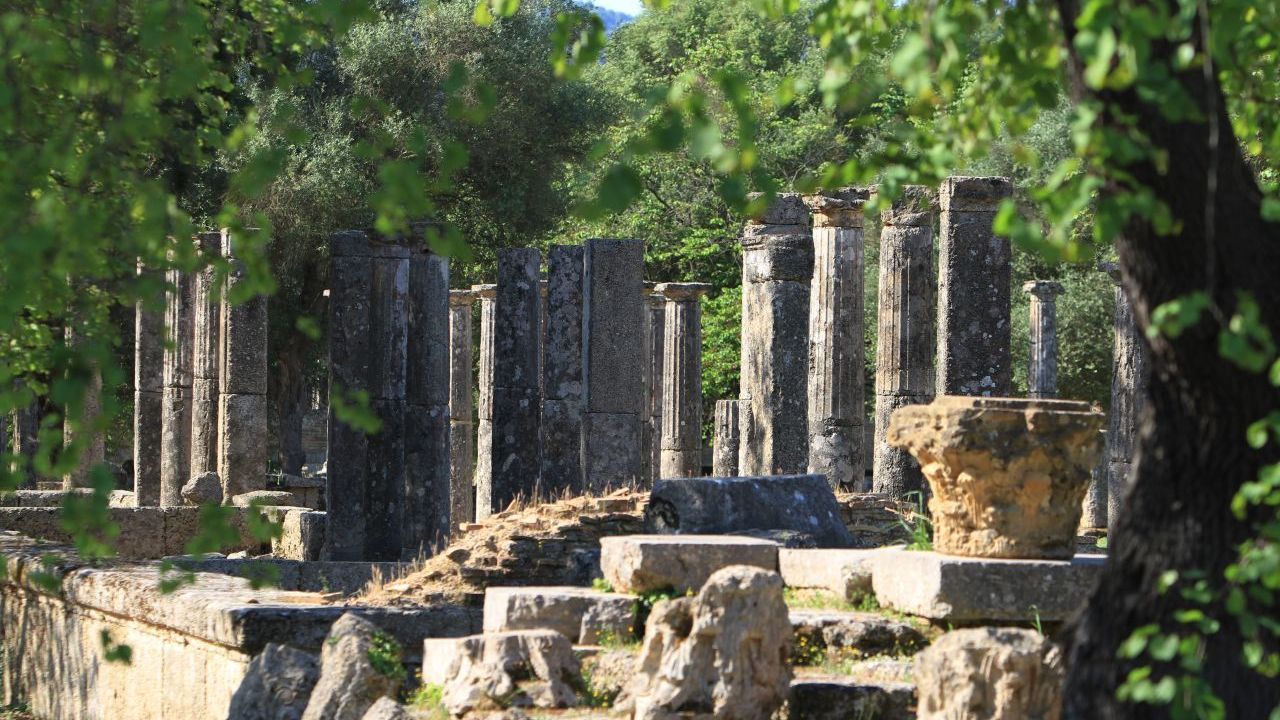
[[1058, 1, 1280, 716]]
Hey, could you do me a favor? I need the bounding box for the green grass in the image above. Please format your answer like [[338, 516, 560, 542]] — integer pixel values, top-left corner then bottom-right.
[[900, 491, 934, 551], [784, 588, 858, 612], [407, 683, 448, 720]]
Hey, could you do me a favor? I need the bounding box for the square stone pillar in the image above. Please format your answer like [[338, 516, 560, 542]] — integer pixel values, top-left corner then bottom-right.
[[1023, 280, 1064, 399], [1101, 262, 1149, 528], [804, 188, 869, 491], [448, 289, 476, 531], [471, 283, 497, 519], [217, 230, 270, 501], [872, 186, 936, 498], [190, 231, 223, 481], [712, 399, 740, 477], [134, 263, 165, 504], [643, 285, 665, 485], [937, 176, 1014, 396], [326, 230, 409, 560], [581, 239, 645, 492], [657, 283, 711, 479], [738, 193, 812, 476], [541, 245, 585, 496], [160, 259, 194, 507], [405, 244, 451, 555], [480, 248, 543, 515]]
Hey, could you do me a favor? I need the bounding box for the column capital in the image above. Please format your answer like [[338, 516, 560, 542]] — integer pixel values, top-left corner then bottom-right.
[[470, 283, 497, 300], [745, 192, 809, 226], [1098, 261, 1122, 285], [939, 176, 1012, 213], [1022, 280, 1064, 299], [654, 282, 712, 301], [804, 187, 872, 228], [449, 289, 475, 307], [880, 186, 936, 227]]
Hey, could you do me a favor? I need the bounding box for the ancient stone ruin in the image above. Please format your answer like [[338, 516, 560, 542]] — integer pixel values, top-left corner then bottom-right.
[[2, 176, 1138, 719]]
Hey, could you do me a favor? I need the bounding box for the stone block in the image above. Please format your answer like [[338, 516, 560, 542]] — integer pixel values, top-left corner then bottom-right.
[[778, 548, 896, 599], [328, 249, 373, 393], [787, 678, 914, 720], [871, 551, 1105, 622], [600, 535, 778, 593], [485, 385, 540, 514], [190, 376, 220, 474], [539, 398, 583, 496], [915, 627, 1062, 720], [326, 410, 368, 561], [423, 630, 580, 714], [407, 248, 450, 407], [181, 470, 223, 506], [645, 475, 855, 548], [365, 398, 405, 561], [133, 388, 164, 506], [482, 586, 638, 643], [495, 248, 542, 391], [741, 230, 814, 282], [581, 411, 643, 493], [218, 393, 269, 498], [404, 403, 450, 556], [938, 175, 1012, 213], [746, 192, 810, 226], [583, 239, 644, 414], [789, 610, 925, 659], [543, 245, 584, 404]]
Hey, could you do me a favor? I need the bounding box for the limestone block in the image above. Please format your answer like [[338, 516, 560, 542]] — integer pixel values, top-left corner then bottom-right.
[[870, 551, 1105, 622], [302, 613, 402, 720], [600, 535, 778, 593], [645, 475, 855, 548], [539, 399, 583, 495], [218, 393, 269, 499], [182, 470, 224, 506], [581, 411, 643, 493], [227, 643, 320, 720], [887, 396, 1104, 559], [620, 565, 792, 720], [482, 586, 638, 643], [787, 678, 915, 720], [777, 548, 897, 599], [428, 630, 580, 715], [232, 490, 301, 507], [915, 627, 1064, 720]]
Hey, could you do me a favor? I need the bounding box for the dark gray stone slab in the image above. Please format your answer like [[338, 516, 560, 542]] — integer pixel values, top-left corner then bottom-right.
[[645, 474, 855, 548], [582, 411, 643, 493], [404, 403, 450, 556], [407, 248, 450, 407], [582, 239, 644, 414]]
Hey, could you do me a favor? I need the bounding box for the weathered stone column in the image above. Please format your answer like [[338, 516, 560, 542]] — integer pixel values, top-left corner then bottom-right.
[[581, 239, 645, 492], [480, 248, 542, 516], [872, 186, 936, 497], [937, 176, 1014, 396], [448, 289, 476, 531], [160, 261, 194, 507], [738, 193, 812, 476], [712, 399, 740, 477], [657, 282, 710, 479], [134, 263, 165, 504], [471, 283, 497, 519], [405, 244, 451, 554], [540, 245, 584, 496], [643, 286, 665, 485], [326, 231, 409, 560], [1023, 280, 1064, 399], [190, 231, 222, 481], [805, 189, 868, 490], [1101, 262, 1149, 528], [217, 231, 269, 501], [13, 399, 39, 488], [62, 326, 104, 489]]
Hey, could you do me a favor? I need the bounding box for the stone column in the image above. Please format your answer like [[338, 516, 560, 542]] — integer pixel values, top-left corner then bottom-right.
[[190, 231, 222, 481], [581, 239, 645, 492], [13, 399, 39, 488], [738, 193, 813, 476], [712, 399, 740, 477], [657, 283, 710, 479], [1023, 280, 1064, 399], [1101, 262, 1149, 528], [326, 231, 408, 560], [872, 186, 936, 498], [62, 326, 104, 489], [405, 244, 451, 554], [480, 248, 542, 516], [160, 260, 194, 507], [217, 231, 270, 501], [541, 246, 585, 496], [805, 189, 869, 490], [448, 289, 476, 531], [643, 287, 665, 485], [937, 176, 1014, 397], [134, 263, 165, 504], [471, 284, 497, 519]]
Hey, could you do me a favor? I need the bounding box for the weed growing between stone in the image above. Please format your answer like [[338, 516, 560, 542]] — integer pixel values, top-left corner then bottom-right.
[[899, 491, 933, 551], [368, 631, 406, 682], [408, 683, 449, 720]]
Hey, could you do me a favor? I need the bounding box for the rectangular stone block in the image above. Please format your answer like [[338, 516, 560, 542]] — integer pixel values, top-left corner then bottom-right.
[[788, 678, 914, 720], [870, 550, 1105, 622], [485, 386, 541, 514], [645, 474, 854, 547], [582, 411, 642, 493], [328, 251, 372, 393], [495, 248, 542, 391], [448, 419, 474, 529], [408, 248, 450, 407], [271, 508, 327, 561], [583, 239, 644, 414], [217, 393, 268, 498], [540, 398, 583, 496], [366, 398, 406, 561], [778, 548, 898, 599], [368, 254, 409, 400], [482, 586, 638, 643], [544, 245, 584, 404], [404, 403, 450, 555], [600, 535, 778, 593], [326, 406, 368, 561]]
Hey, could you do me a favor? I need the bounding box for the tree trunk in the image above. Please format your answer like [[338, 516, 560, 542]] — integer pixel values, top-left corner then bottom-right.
[[1058, 2, 1280, 716]]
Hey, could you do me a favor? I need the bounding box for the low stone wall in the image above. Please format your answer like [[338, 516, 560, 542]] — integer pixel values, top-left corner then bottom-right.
[[0, 532, 480, 720]]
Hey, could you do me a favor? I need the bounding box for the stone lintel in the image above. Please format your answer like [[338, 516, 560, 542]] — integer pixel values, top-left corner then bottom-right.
[[470, 283, 497, 299], [653, 282, 712, 301]]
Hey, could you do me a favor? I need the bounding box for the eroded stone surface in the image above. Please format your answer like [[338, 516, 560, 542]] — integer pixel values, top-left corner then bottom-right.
[[181, 470, 224, 506], [887, 396, 1104, 559], [777, 548, 893, 599], [915, 627, 1064, 720], [790, 610, 925, 660], [620, 565, 792, 720], [227, 643, 320, 720], [431, 630, 580, 715], [788, 677, 914, 720], [483, 586, 637, 644], [600, 535, 778, 594], [302, 613, 402, 720]]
